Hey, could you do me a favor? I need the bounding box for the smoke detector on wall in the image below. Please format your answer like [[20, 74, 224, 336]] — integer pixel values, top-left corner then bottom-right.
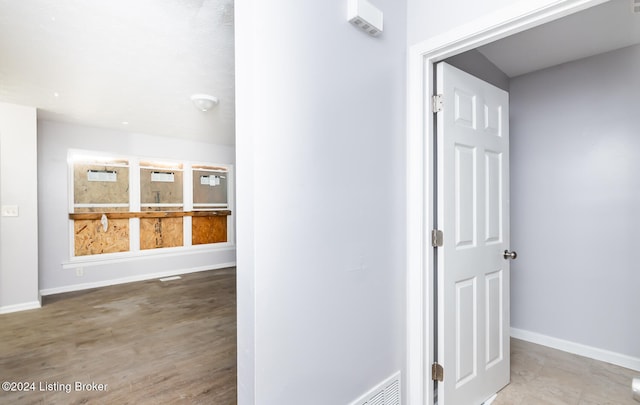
[[348, 0, 383, 37]]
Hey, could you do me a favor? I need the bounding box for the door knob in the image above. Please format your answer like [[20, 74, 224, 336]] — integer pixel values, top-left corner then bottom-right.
[[503, 250, 517, 260]]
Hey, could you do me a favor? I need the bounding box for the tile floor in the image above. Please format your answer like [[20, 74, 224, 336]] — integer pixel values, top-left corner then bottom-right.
[[494, 339, 638, 405]]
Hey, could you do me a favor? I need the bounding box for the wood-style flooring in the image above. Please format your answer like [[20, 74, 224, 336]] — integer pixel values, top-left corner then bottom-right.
[[495, 338, 638, 405], [0, 268, 236, 405], [2, 268, 637, 404]]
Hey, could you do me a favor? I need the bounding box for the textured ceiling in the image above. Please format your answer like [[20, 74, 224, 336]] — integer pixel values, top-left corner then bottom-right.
[[478, 0, 640, 78], [0, 0, 235, 145]]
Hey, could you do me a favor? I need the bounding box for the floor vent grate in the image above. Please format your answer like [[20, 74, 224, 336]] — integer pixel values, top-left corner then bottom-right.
[[349, 372, 401, 405]]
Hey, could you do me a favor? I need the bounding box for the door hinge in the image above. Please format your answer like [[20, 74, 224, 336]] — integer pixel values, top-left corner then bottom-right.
[[432, 362, 444, 382], [432, 94, 443, 113], [431, 229, 443, 248]]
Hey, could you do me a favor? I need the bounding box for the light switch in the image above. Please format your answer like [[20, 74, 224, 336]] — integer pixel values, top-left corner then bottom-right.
[[1, 205, 19, 217]]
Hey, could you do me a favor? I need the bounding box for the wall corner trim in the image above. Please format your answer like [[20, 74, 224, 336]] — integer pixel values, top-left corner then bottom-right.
[[511, 327, 640, 372]]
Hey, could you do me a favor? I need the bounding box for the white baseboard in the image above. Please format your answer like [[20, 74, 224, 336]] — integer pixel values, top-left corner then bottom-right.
[[511, 327, 640, 372], [40, 262, 236, 296], [0, 300, 42, 314]]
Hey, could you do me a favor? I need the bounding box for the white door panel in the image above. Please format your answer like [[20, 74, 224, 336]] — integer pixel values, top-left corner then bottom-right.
[[436, 62, 510, 405]]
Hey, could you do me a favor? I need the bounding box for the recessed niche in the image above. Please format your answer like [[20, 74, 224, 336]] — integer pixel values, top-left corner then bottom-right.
[[140, 162, 184, 212], [73, 159, 130, 213], [193, 166, 228, 209]]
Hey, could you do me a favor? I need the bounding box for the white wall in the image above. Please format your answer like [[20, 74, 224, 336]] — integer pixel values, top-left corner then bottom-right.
[[407, 0, 583, 45], [235, 1, 406, 403], [510, 44, 640, 360], [0, 102, 40, 312], [38, 120, 236, 293], [408, 0, 509, 44]]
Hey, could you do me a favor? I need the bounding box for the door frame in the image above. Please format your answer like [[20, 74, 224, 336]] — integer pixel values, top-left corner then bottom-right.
[[405, 1, 607, 404]]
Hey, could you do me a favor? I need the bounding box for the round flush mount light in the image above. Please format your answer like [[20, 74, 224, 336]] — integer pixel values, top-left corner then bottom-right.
[[190, 94, 219, 112]]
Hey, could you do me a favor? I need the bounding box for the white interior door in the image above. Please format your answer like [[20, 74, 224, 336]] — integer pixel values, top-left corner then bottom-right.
[[435, 62, 512, 404]]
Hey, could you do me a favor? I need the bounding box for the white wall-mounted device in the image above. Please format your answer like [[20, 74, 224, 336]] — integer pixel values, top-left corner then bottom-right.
[[348, 0, 383, 37]]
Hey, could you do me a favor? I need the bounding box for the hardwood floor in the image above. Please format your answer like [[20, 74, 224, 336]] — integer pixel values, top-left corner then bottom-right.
[[0, 268, 236, 405]]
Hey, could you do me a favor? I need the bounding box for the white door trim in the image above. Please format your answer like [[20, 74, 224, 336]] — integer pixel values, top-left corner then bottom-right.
[[405, 1, 608, 404]]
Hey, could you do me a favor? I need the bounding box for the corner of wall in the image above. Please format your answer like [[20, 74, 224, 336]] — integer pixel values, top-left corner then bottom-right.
[[0, 102, 39, 310]]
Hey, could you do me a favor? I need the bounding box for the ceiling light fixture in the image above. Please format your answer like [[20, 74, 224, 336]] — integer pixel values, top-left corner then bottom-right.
[[190, 94, 219, 112]]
